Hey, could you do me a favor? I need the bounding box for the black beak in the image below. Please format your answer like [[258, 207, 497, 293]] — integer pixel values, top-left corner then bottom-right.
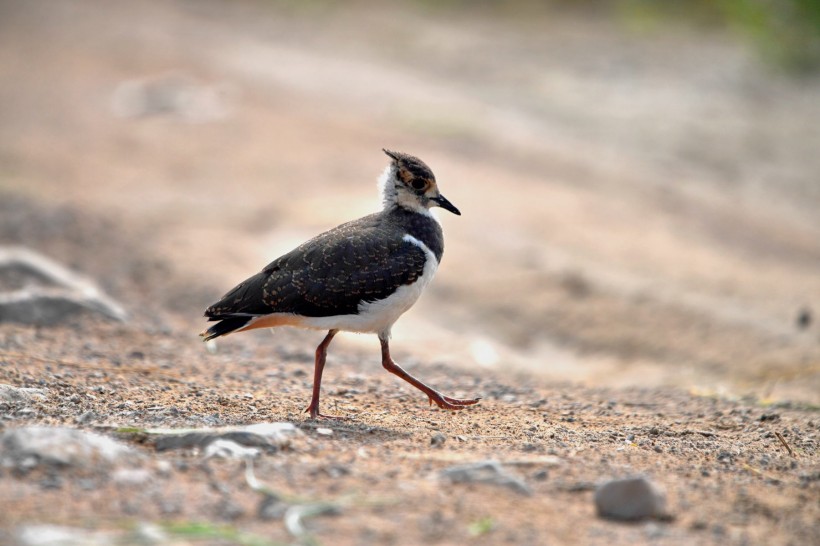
[[432, 194, 461, 215]]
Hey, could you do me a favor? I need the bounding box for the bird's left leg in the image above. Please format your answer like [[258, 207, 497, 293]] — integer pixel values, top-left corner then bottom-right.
[[379, 334, 480, 410]]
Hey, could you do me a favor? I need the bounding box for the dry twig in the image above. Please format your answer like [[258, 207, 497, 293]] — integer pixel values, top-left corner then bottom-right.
[[774, 431, 796, 458]]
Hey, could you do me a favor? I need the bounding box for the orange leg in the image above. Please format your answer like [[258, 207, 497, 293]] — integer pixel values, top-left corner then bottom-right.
[[379, 336, 480, 410], [305, 329, 342, 419]]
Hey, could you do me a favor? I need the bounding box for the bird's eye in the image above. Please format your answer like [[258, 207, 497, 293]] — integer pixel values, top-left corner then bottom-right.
[[411, 179, 427, 191]]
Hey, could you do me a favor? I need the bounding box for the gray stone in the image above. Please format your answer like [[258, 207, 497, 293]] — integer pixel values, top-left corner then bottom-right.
[[74, 411, 98, 425], [594, 476, 667, 521], [216, 498, 245, 521], [441, 460, 531, 495], [0, 384, 47, 404], [150, 422, 300, 452], [0, 426, 138, 471], [0, 246, 127, 325]]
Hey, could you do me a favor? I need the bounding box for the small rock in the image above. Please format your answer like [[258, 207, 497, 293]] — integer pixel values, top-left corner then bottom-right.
[[532, 469, 549, 481], [217, 498, 245, 521], [594, 476, 667, 521], [316, 427, 333, 436], [717, 450, 734, 462], [75, 411, 98, 425], [39, 473, 63, 490], [430, 433, 446, 447], [0, 384, 47, 404], [152, 422, 300, 452], [155, 460, 173, 476], [796, 307, 812, 330], [323, 464, 350, 478], [16, 407, 36, 417], [0, 426, 138, 471], [159, 500, 181, 516], [441, 460, 531, 495]]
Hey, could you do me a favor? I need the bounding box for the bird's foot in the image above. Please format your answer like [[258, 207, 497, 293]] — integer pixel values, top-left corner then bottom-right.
[[427, 392, 481, 410], [304, 405, 348, 420]]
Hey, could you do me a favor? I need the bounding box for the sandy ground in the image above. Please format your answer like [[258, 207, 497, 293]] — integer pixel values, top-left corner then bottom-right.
[[0, 1, 819, 544]]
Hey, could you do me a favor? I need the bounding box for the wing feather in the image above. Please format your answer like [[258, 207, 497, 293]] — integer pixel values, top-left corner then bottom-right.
[[204, 215, 429, 319]]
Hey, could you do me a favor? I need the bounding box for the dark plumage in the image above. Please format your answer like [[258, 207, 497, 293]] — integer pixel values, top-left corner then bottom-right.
[[203, 207, 443, 335]]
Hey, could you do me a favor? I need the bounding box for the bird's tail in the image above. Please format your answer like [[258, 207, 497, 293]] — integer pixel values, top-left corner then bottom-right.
[[200, 316, 253, 342]]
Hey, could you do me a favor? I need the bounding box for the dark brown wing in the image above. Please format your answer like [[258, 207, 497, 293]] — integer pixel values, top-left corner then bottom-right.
[[205, 214, 428, 320]]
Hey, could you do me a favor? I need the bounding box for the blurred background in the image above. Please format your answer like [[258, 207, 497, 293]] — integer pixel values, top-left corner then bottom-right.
[[1, 0, 819, 403]]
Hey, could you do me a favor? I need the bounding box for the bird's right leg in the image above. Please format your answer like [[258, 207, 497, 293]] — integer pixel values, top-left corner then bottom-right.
[[379, 335, 480, 410], [305, 329, 339, 419]]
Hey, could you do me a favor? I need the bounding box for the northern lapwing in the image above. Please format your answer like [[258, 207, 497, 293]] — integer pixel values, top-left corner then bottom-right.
[[201, 149, 480, 418]]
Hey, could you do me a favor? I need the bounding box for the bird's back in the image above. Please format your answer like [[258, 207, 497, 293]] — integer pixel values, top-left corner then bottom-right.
[[203, 207, 443, 338]]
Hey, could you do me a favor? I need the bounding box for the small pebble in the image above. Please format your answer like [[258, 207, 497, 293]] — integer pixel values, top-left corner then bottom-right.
[[595, 476, 667, 521]]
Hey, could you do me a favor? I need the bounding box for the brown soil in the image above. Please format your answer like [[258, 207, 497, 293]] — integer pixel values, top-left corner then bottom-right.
[[1, 2, 818, 545]]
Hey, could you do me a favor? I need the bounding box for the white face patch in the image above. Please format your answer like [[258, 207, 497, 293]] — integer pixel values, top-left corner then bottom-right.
[[395, 187, 434, 217]]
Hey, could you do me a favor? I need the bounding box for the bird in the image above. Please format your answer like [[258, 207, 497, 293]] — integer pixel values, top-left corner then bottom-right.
[[201, 149, 480, 418]]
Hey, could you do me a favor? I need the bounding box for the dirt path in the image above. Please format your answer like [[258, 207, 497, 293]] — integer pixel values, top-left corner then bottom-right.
[[1, 309, 818, 545]]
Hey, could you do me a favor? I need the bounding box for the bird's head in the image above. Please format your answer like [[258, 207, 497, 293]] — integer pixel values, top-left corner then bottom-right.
[[378, 149, 461, 216]]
